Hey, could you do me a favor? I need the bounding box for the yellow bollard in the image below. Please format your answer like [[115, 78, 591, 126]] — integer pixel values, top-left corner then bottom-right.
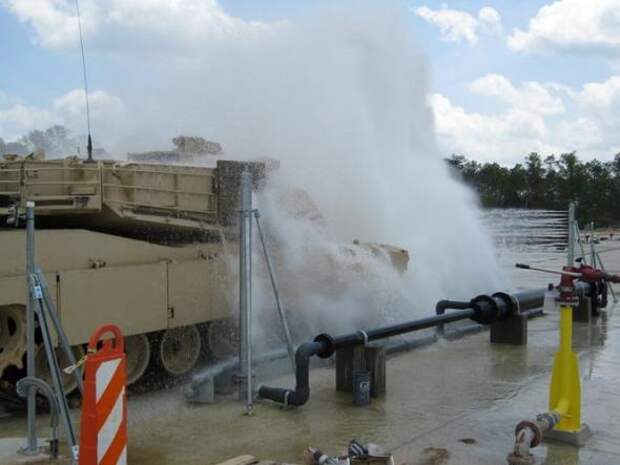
[[549, 305, 581, 431], [546, 303, 591, 445]]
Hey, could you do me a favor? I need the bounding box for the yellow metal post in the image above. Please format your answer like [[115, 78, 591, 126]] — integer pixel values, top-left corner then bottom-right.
[[548, 305, 582, 432]]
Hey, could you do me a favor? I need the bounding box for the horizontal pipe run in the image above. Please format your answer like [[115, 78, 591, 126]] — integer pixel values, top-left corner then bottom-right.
[[258, 283, 593, 408], [188, 301, 550, 406], [318, 309, 475, 357], [511, 288, 547, 311], [259, 308, 484, 407]]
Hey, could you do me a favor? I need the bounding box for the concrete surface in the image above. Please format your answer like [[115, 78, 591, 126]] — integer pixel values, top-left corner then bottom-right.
[[1, 250, 620, 465], [4, 298, 618, 465], [0, 438, 68, 464]]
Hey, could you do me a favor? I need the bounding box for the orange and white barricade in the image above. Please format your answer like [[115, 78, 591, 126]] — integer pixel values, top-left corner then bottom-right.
[[79, 325, 127, 465]]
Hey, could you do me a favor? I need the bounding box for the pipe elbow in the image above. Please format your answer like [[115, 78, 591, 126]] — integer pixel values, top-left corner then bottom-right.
[[258, 341, 324, 407], [507, 412, 559, 465]]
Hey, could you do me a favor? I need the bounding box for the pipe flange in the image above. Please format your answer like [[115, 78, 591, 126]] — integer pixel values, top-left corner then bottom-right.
[[492, 292, 520, 319], [536, 412, 560, 431], [469, 294, 498, 325], [515, 420, 542, 448], [313, 333, 335, 358]]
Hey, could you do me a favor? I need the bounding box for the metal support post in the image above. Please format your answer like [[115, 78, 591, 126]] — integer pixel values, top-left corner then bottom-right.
[[253, 210, 296, 372], [595, 252, 618, 303], [29, 273, 78, 458], [589, 223, 597, 268], [35, 270, 83, 393], [238, 170, 253, 414], [573, 223, 586, 265], [23, 202, 38, 455], [567, 202, 575, 266]]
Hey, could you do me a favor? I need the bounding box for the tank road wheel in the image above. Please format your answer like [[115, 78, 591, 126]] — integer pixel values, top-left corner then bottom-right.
[[125, 334, 151, 385], [35, 344, 85, 396], [157, 325, 201, 376], [207, 319, 239, 360], [0, 305, 27, 377]]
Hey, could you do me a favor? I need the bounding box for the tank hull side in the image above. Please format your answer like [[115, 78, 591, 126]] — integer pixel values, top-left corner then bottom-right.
[[0, 229, 233, 346]]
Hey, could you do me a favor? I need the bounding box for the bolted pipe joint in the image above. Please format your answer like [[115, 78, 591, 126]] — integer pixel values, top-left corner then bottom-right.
[[312, 333, 337, 359], [469, 292, 517, 325]]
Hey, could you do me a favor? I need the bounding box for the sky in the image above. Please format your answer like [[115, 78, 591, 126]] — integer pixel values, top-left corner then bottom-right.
[[1, 0, 619, 164]]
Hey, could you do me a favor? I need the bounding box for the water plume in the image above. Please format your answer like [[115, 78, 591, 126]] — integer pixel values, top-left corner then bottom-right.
[[108, 0, 507, 337]]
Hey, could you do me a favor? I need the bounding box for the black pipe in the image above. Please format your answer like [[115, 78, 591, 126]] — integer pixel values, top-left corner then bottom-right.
[[315, 309, 475, 358], [437, 283, 591, 319], [435, 300, 471, 335], [258, 341, 325, 406], [258, 309, 476, 406], [258, 284, 595, 408], [511, 288, 547, 310], [436, 300, 471, 314]]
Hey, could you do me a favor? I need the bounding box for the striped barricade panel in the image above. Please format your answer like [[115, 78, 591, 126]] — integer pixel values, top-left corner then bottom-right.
[[79, 325, 127, 465]]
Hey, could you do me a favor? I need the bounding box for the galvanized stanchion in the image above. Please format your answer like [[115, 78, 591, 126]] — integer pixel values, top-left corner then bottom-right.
[[238, 170, 254, 414], [567, 202, 575, 266], [574, 222, 588, 266], [590, 223, 597, 269], [29, 272, 78, 458], [35, 270, 83, 393], [254, 210, 296, 373], [596, 252, 618, 303], [23, 201, 38, 455]]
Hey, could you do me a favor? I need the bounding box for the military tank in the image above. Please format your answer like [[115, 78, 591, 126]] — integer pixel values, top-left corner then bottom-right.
[[0, 149, 408, 392]]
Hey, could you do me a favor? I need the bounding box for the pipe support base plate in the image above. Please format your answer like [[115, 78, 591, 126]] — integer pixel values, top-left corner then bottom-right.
[[545, 424, 592, 447]]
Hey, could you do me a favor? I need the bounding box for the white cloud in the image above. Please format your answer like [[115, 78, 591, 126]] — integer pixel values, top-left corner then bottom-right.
[[429, 74, 620, 162], [53, 89, 124, 120], [0, 89, 125, 142], [508, 0, 620, 54], [555, 117, 603, 149], [575, 76, 620, 108], [478, 7, 503, 36], [414, 4, 502, 46], [429, 93, 551, 162], [0, 105, 56, 138], [2, 0, 275, 52], [469, 74, 564, 115]]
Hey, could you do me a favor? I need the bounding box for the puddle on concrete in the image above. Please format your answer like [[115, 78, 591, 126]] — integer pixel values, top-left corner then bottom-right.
[[420, 448, 450, 465]]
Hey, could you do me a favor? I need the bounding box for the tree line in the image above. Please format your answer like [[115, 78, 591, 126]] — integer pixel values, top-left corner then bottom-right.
[[0, 125, 80, 157], [446, 152, 620, 226]]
